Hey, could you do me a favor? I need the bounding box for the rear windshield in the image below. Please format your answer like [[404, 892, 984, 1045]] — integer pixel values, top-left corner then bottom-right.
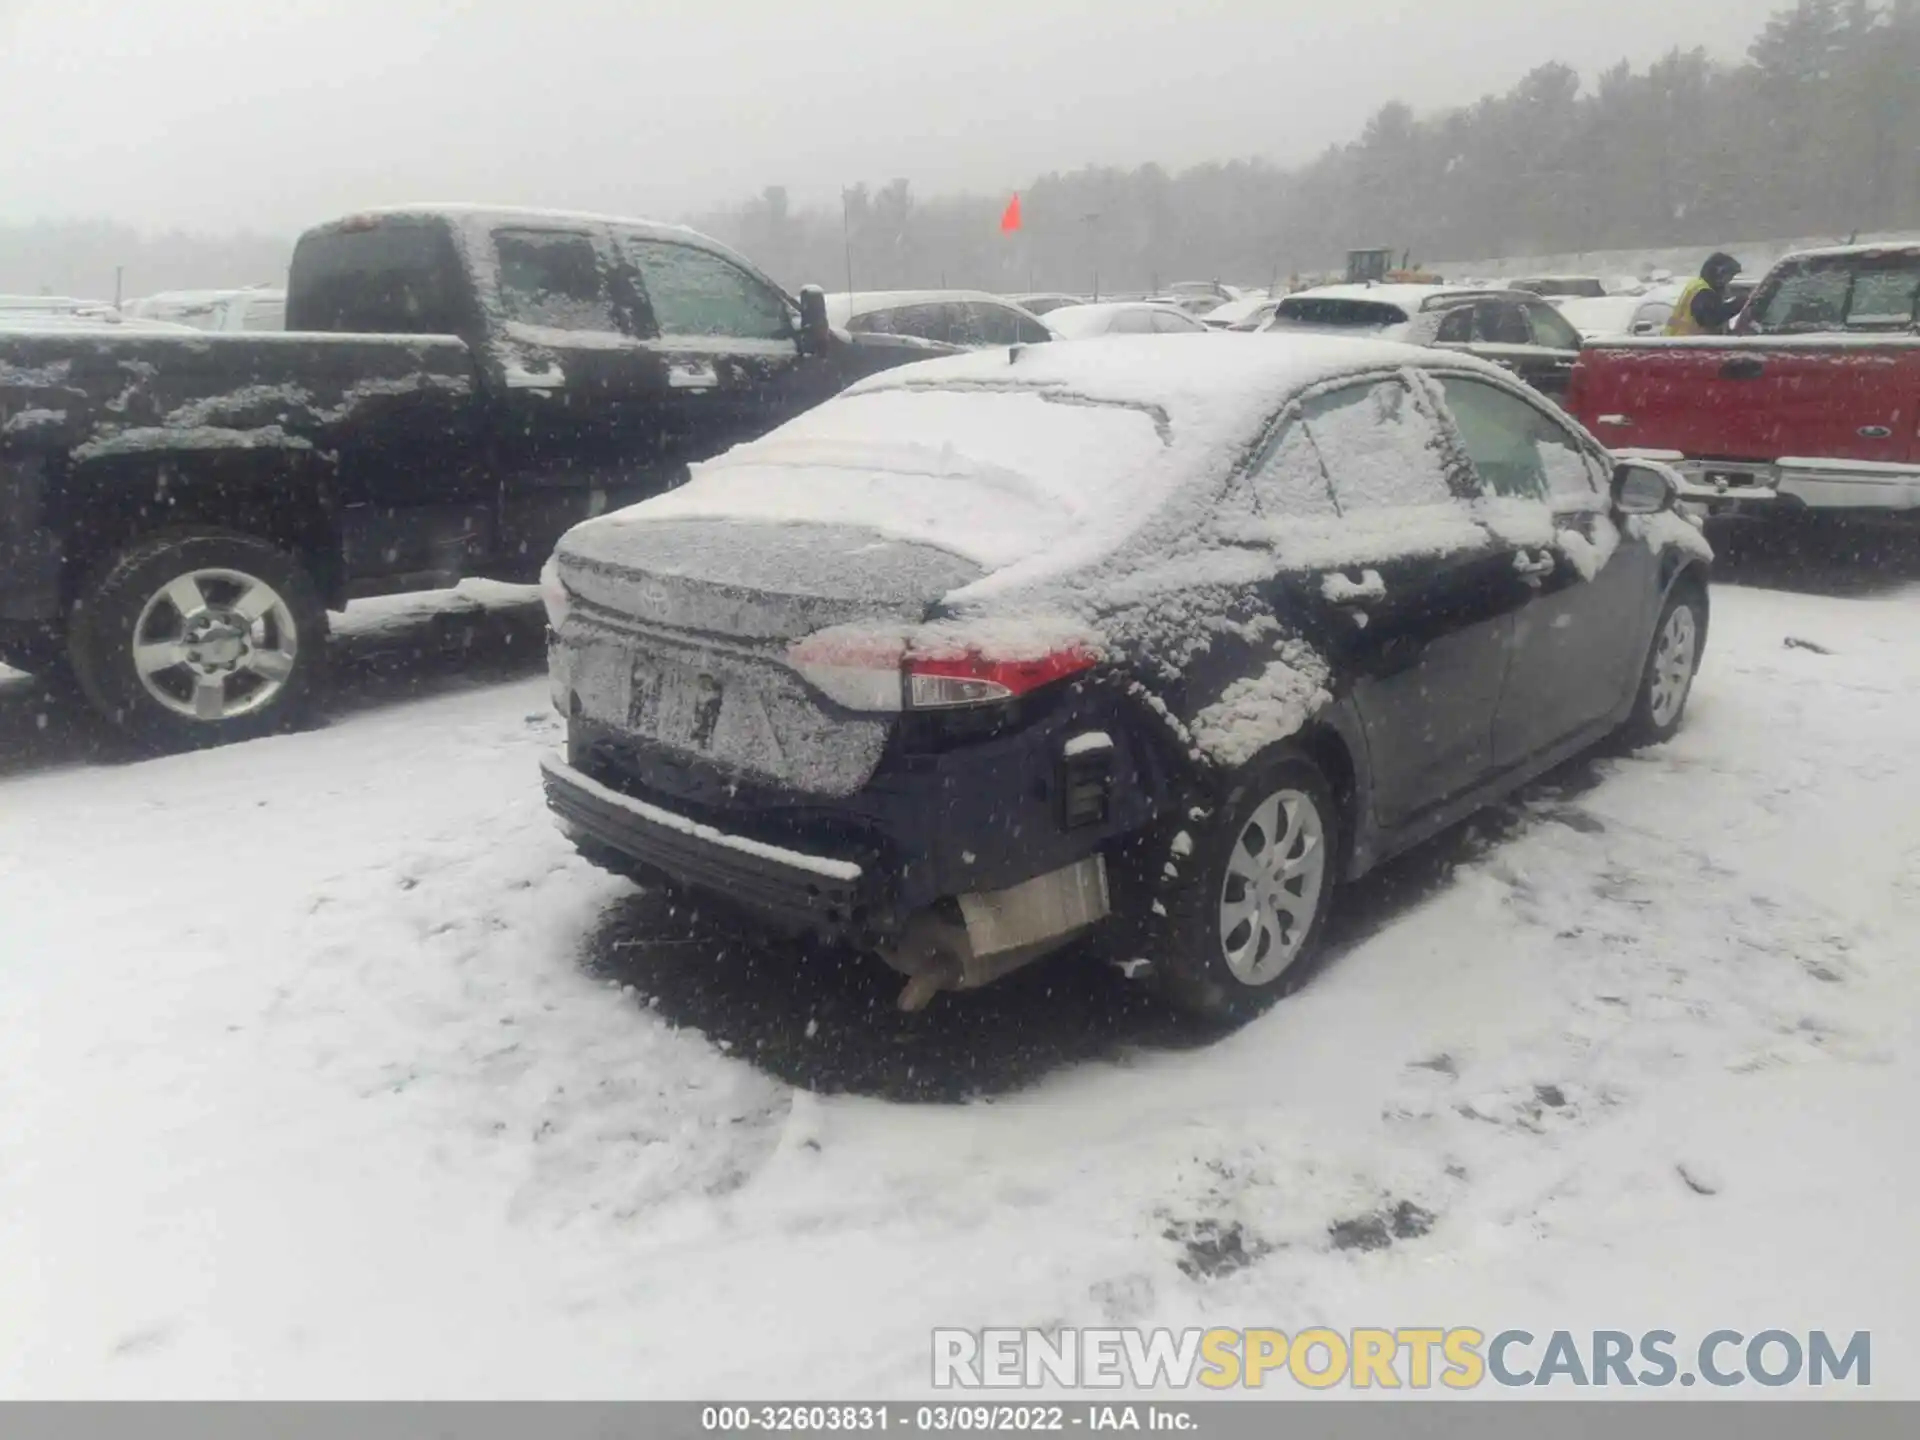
[[286, 219, 464, 335], [1512, 278, 1606, 298], [1271, 298, 1408, 329]]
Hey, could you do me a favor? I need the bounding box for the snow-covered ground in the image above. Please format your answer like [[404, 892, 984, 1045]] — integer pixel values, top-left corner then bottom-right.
[[2, 539, 1917, 1399]]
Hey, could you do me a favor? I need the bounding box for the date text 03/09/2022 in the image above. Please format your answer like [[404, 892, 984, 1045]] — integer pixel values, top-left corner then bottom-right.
[[701, 1403, 1198, 1432]]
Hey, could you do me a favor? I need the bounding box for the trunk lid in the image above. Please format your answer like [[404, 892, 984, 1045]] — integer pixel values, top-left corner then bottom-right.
[[553, 517, 983, 798], [557, 517, 981, 641]]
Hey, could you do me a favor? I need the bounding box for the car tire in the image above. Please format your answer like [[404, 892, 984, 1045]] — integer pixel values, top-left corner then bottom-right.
[[1619, 583, 1704, 750], [1148, 747, 1342, 1024], [68, 528, 329, 752]]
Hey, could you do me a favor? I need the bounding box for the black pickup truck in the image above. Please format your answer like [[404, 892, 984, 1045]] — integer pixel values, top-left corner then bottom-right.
[[0, 204, 907, 747]]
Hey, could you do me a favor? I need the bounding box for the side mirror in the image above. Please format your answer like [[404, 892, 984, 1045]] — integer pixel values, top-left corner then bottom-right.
[[1612, 462, 1677, 515], [797, 284, 831, 354]]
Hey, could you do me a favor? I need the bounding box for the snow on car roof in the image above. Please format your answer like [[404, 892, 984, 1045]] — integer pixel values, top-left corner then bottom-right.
[[825, 290, 1031, 321], [300, 204, 723, 255], [1767, 241, 1920, 266], [1289, 283, 1509, 311], [129, 287, 280, 303], [604, 333, 1499, 598], [1203, 295, 1279, 322], [1042, 301, 1190, 337]]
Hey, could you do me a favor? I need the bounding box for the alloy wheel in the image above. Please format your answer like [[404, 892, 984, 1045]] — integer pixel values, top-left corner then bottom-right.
[[1649, 603, 1698, 728], [1218, 787, 1328, 986], [131, 568, 300, 722]]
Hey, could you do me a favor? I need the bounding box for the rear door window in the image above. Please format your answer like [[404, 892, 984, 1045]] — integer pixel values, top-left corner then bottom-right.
[[623, 238, 792, 341], [1844, 263, 1920, 328], [1298, 377, 1454, 512], [1473, 300, 1533, 345], [910, 299, 975, 341], [1108, 308, 1158, 335], [493, 229, 622, 334], [1434, 306, 1474, 343], [1244, 417, 1338, 517]]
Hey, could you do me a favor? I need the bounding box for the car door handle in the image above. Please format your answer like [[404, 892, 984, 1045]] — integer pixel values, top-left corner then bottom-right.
[[1719, 357, 1766, 380], [1370, 633, 1426, 678], [1858, 425, 1892, 439], [1513, 549, 1556, 581]]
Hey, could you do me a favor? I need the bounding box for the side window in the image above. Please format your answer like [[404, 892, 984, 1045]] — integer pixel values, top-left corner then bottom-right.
[[1434, 307, 1473, 343], [624, 239, 790, 341], [1524, 302, 1581, 350], [1435, 375, 1599, 503], [1152, 309, 1202, 334], [1245, 416, 1337, 518], [493, 229, 620, 333], [1756, 267, 1849, 331], [1108, 308, 1158, 335], [1298, 378, 1453, 512], [935, 304, 977, 346], [879, 304, 960, 344], [966, 302, 1025, 346], [1475, 301, 1532, 345], [1844, 263, 1920, 328]]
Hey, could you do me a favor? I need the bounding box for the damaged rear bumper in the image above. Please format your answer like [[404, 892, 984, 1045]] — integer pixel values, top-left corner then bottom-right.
[[540, 749, 1115, 1005], [541, 752, 868, 930]]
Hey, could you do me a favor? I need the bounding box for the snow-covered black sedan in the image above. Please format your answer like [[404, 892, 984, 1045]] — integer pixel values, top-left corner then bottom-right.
[[539, 335, 1711, 1020]]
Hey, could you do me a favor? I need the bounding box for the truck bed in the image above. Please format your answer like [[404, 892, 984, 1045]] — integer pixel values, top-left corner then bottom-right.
[[1, 327, 477, 457], [1566, 334, 1920, 516]]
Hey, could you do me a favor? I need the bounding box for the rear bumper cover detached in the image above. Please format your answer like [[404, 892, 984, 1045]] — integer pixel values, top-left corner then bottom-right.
[[540, 752, 868, 930]]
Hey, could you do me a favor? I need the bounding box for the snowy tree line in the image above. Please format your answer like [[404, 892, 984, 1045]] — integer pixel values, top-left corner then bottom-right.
[[693, 0, 1920, 293], [5, 0, 1915, 300]]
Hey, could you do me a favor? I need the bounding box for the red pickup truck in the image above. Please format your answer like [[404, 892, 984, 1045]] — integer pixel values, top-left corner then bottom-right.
[[1565, 242, 1920, 519]]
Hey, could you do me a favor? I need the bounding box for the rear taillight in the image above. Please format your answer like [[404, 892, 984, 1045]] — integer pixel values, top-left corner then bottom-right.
[[906, 647, 1098, 709], [788, 624, 1098, 712]]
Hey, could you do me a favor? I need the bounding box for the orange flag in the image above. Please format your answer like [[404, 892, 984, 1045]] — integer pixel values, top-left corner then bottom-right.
[[1000, 193, 1022, 233]]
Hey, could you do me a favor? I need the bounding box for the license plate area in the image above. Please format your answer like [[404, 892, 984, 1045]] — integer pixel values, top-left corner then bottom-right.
[[628, 656, 735, 753], [565, 627, 893, 797]]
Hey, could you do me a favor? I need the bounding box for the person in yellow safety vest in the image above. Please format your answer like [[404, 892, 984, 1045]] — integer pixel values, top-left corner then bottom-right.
[[1667, 252, 1744, 335]]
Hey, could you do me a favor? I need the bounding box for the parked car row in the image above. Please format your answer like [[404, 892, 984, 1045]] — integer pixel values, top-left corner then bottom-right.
[[1255, 284, 1584, 398], [123, 286, 288, 333]]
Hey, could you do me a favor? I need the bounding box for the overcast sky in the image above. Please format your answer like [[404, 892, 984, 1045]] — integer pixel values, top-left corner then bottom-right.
[[1, 0, 1785, 235]]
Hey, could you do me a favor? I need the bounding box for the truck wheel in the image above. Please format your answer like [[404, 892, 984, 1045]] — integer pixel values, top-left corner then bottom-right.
[[69, 529, 328, 751], [1619, 584, 1704, 750], [1149, 747, 1341, 1024]]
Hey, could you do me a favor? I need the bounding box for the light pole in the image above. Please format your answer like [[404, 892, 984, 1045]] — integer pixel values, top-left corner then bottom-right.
[[1082, 211, 1102, 301]]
